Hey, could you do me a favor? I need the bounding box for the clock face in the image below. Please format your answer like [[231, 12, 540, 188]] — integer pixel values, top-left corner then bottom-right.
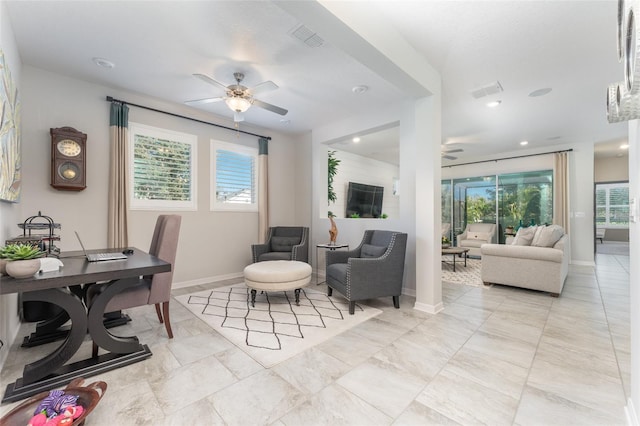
[[57, 139, 82, 157]]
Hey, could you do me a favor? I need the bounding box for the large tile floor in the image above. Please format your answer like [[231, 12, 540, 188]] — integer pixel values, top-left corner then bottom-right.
[[1, 252, 630, 425]]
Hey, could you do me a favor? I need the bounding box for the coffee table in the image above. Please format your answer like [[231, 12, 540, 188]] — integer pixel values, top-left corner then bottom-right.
[[441, 247, 470, 272]]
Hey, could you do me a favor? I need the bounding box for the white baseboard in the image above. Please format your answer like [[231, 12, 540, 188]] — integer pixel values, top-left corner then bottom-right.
[[414, 301, 443, 314], [570, 260, 596, 267], [627, 398, 639, 426], [173, 272, 243, 289]]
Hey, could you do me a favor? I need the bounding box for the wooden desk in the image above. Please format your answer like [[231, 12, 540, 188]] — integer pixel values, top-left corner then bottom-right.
[[0, 248, 170, 403]]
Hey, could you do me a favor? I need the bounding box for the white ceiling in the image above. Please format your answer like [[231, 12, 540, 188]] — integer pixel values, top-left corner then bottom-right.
[[5, 0, 629, 163]]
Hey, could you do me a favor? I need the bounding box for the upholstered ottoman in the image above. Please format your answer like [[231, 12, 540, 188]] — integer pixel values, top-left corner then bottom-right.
[[243, 260, 312, 306]]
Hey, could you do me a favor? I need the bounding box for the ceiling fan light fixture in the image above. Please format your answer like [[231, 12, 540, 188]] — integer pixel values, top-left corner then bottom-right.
[[486, 100, 501, 108], [520, 140, 529, 146], [225, 96, 252, 113]]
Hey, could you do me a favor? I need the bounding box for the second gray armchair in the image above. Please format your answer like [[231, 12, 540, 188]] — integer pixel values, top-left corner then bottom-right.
[[325, 230, 408, 314], [252, 226, 309, 263]]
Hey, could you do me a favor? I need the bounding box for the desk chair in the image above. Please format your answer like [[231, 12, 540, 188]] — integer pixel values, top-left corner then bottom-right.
[[88, 215, 181, 356]]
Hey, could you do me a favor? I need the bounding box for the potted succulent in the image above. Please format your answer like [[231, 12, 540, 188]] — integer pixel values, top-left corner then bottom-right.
[[441, 236, 451, 248], [1, 243, 45, 278]]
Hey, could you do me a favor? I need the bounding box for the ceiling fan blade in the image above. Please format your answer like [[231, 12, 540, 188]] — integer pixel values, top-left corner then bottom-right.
[[442, 148, 464, 154], [233, 111, 245, 122], [442, 155, 457, 160], [193, 73, 229, 92], [252, 99, 288, 116], [249, 81, 278, 96], [184, 97, 224, 105]]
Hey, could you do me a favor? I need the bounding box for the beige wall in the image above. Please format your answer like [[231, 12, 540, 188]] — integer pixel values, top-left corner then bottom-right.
[[18, 66, 308, 286], [595, 155, 629, 183]]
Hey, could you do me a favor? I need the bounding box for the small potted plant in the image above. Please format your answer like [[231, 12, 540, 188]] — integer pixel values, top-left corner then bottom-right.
[[1, 243, 45, 278], [441, 236, 451, 248]]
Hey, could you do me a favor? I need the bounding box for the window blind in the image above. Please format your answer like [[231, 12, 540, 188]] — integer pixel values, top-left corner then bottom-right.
[[215, 148, 255, 204], [133, 135, 192, 201]]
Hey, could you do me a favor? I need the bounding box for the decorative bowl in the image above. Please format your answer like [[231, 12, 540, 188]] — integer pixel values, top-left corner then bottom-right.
[[0, 378, 107, 426], [5, 259, 41, 279], [442, 243, 451, 249]]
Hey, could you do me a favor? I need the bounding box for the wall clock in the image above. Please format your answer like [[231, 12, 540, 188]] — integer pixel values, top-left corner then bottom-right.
[[50, 127, 87, 191]]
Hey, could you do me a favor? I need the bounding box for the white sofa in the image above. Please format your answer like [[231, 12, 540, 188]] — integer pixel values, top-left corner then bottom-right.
[[457, 223, 497, 257], [480, 225, 570, 296]]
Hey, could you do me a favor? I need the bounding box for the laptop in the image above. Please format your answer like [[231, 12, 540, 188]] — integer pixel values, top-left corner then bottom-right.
[[74, 231, 128, 261]]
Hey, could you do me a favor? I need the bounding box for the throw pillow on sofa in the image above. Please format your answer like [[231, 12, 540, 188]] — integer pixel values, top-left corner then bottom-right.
[[467, 231, 490, 240], [512, 226, 537, 246], [532, 225, 564, 247], [531, 225, 546, 246]]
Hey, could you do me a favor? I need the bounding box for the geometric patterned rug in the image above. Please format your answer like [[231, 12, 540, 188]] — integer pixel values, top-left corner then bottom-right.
[[441, 257, 483, 287], [174, 283, 381, 368]]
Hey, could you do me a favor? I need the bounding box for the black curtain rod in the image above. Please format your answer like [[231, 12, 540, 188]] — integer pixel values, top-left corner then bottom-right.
[[443, 148, 573, 168], [106, 96, 271, 140]]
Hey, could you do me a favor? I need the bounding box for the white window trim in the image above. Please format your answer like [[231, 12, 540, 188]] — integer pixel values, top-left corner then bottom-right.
[[210, 139, 258, 212], [596, 182, 629, 229], [129, 122, 198, 211]]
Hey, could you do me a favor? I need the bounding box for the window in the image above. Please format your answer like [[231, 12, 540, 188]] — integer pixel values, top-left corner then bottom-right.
[[129, 123, 197, 211], [596, 182, 629, 227], [211, 140, 258, 212]]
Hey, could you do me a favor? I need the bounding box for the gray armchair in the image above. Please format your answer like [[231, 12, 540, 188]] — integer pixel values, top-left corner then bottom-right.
[[325, 230, 408, 314], [252, 226, 309, 263]]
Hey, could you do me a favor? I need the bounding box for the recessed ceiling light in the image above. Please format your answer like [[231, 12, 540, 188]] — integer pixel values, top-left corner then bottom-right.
[[520, 141, 529, 146], [92, 57, 115, 69], [486, 100, 501, 108], [352, 85, 368, 94], [528, 88, 552, 97], [620, 143, 630, 149], [352, 137, 361, 143]]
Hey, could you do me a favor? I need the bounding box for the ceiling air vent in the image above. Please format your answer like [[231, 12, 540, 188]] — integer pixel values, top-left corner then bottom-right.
[[290, 24, 324, 48], [471, 81, 504, 99]]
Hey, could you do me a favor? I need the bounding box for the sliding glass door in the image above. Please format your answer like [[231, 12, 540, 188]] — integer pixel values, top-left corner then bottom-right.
[[452, 176, 497, 241], [443, 170, 553, 245], [497, 170, 553, 242]]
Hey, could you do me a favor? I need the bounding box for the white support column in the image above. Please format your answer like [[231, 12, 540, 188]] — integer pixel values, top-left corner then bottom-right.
[[413, 95, 443, 314]]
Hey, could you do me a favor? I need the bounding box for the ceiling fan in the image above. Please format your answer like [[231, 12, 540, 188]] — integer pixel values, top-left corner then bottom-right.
[[442, 146, 463, 160], [185, 72, 288, 122]]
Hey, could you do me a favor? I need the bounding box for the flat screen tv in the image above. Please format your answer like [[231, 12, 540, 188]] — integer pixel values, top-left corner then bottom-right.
[[346, 182, 384, 218]]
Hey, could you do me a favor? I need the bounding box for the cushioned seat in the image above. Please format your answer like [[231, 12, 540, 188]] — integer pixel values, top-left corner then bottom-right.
[[457, 223, 497, 257], [326, 230, 407, 315], [244, 260, 312, 306], [252, 226, 309, 263]]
